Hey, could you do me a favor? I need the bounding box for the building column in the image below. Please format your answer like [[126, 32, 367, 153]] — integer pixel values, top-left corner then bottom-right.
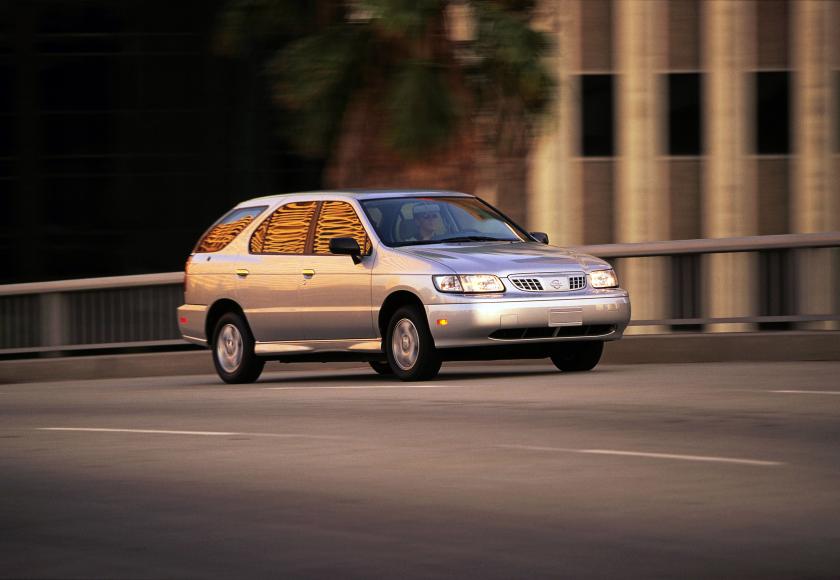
[[615, 0, 669, 334], [528, 0, 583, 246], [792, 0, 840, 330], [703, 0, 757, 332]]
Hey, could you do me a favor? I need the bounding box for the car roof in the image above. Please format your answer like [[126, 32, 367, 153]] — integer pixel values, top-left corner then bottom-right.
[[238, 189, 473, 206]]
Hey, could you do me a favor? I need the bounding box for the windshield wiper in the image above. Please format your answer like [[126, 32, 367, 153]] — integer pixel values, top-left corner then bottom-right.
[[392, 236, 515, 247], [435, 236, 513, 243], [391, 239, 446, 247]]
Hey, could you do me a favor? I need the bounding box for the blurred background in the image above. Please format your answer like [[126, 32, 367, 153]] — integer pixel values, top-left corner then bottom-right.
[[0, 1, 838, 347]]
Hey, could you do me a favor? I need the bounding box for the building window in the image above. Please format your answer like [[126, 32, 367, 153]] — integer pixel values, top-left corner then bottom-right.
[[756, 71, 790, 154], [580, 74, 614, 157], [667, 73, 702, 155]]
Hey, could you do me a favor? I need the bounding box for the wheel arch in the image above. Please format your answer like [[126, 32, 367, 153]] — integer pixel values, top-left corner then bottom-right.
[[205, 298, 247, 342], [377, 290, 426, 340]]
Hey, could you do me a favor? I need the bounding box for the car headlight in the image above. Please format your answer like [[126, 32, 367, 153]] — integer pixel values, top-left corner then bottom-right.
[[588, 269, 618, 288], [433, 274, 505, 293]]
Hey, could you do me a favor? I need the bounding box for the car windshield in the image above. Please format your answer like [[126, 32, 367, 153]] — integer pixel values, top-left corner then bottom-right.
[[360, 196, 530, 247]]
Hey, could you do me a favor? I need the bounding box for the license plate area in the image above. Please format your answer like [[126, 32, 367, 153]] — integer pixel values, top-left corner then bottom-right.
[[549, 308, 583, 327]]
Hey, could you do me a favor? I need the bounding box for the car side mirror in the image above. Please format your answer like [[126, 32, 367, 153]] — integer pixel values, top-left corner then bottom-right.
[[530, 231, 549, 244], [329, 237, 363, 264]]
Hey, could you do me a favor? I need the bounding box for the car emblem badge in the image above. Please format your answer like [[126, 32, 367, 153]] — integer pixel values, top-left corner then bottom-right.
[[550, 279, 563, 290]]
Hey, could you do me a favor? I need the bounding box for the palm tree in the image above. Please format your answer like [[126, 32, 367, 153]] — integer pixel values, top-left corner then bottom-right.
[[217, 0, 553, 224]]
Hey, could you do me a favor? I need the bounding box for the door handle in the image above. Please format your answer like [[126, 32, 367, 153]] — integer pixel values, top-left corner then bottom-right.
[[235, 268, 250, 277], [302, 269, 315, 277]]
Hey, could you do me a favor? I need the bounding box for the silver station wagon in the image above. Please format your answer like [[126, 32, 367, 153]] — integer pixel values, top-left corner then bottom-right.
[[178, 190, 630, 383]]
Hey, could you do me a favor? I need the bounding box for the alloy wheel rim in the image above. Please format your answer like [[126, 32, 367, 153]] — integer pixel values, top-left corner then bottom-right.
[[392, 318, 420, 370], [216, 323, 243, 373]]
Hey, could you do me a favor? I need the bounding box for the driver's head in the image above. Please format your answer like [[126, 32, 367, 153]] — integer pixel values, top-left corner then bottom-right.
[[413, 203, 442, 238], [414, 204, 441, 222]]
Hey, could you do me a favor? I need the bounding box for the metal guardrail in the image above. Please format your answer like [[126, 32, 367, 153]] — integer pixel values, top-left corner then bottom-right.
[[0, 273, 184, 356], [575, 231, 840, 258], [1, 232, 838, 356], [575, 232, 840, 328]]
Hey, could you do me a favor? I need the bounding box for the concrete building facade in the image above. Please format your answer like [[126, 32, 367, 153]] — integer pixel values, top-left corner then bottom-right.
[[530, 0, 840, 331]]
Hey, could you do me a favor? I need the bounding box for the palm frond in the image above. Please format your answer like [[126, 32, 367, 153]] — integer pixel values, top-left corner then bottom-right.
[[470, 1, 554, 113], [387, 60, 457, 155], [270, 25, 372, 155], [359, 0, 444, 38], [215, 0, 322, 55]]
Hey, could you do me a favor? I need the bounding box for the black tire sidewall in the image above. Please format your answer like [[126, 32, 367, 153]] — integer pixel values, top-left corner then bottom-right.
[[550, 341, 604, 372], [385, 306, 441, 381], [212, 312, 264, 384], [369, 361, 394, 375]]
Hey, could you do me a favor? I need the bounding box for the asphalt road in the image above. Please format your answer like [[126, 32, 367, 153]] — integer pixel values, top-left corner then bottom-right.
[[2, 361, 840, 579]]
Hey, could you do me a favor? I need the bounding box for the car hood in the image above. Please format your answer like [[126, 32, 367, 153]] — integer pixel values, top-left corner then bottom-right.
[[397, 242, 611, 277]]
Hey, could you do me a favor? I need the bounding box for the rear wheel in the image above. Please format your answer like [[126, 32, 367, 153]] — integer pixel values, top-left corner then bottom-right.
[[385, 306, 441, 381], [550, 341, 604, 372], [368, 361, 393, 376], [212, 312, 264, 384]]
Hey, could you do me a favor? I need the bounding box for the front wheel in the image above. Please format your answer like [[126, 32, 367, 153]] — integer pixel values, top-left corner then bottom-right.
[[550, 341, 604, 372], [385, 306, 441, 381], [212, 312, 265, 384]]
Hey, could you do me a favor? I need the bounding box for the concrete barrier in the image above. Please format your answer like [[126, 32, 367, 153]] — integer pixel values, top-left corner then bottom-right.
[[1, 331, 838, 384]]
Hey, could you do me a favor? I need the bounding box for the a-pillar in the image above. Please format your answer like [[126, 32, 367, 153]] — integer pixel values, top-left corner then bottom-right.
[[793, 0, 840, 330], [703, 0, 758, 332], [528, 0, 583, 246], [615, 0, 669, 334]]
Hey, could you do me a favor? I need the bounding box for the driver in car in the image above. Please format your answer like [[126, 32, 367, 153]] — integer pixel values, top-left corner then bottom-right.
[[412, 203, 445, 240]]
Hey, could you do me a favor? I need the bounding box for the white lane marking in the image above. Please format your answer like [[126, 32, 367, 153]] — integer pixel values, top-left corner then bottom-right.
[[264, 385, 466, 391], [40, 427, 236, 436], [36, 428, 345, 440], [770, 390, 840, 396], [496, 444, 784, 467]]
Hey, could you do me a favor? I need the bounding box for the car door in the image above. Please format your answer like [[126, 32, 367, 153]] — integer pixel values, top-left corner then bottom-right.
[[234, 200, 317, 342], [300, 200, 375, 341]]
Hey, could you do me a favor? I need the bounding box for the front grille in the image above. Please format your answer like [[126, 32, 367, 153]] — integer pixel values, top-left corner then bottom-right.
[[489, 325, 615, 340], [508, 273, 587, 292], [568, 275, 586, 290], [509, 277, 543, 291]]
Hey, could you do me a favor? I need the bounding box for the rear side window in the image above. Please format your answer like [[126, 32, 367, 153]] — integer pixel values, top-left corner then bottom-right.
[[313, 201, 371, 255], [194, 206, 267, 253], [250, 201, 318, 254]]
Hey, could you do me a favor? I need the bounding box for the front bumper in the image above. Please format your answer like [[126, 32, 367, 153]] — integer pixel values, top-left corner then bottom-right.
[[425, 292, 630, 348]]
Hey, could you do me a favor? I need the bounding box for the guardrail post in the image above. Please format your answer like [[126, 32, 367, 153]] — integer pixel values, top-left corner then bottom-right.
[[39, 293, 69, 355]]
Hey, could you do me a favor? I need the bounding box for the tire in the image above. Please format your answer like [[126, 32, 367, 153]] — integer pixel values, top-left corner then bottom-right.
[[212, 312, 265, 384], [368, 361, 394, 376], [385, 306, 441, 381], [550, 341, 604, 372]]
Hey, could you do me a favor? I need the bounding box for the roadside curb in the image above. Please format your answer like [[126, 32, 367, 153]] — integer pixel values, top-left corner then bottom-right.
[[1, 331, 838, 384]]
